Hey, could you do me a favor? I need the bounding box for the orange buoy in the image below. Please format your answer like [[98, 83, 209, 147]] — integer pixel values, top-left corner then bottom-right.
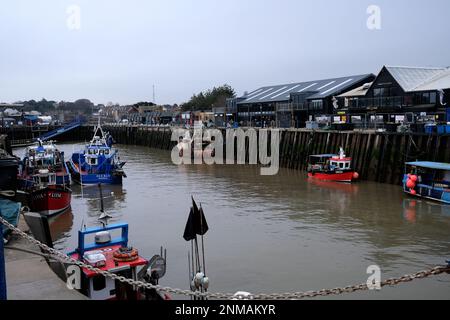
[[353, 172, 359, 180], [406, 180, 416, 189], [113, 247, 139, 262]]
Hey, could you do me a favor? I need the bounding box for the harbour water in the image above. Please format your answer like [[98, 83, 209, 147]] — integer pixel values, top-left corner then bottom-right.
[[14, 143, 450, 299]]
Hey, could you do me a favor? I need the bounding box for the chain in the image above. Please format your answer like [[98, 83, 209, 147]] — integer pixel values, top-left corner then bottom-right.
[[1, 216, 449, 300]]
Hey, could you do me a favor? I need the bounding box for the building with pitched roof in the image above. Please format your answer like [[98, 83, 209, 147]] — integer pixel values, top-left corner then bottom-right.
[[339, 65, 450, 128], [229, 74, 375, 127]]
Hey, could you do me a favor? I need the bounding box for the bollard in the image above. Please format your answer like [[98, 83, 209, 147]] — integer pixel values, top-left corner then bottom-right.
[[0, 222, 7, 300]]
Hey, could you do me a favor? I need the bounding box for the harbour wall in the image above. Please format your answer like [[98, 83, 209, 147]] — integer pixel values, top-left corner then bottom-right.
[[6, 125, 450, 185]]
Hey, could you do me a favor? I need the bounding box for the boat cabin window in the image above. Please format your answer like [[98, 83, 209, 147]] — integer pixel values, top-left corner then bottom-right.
[[99, 150, 104, 156], [88, 157, 98, 165], [105, 150, 110, 155]]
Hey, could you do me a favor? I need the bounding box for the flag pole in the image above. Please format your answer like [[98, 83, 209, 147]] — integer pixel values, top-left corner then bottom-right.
[[200, 203, 206, 277], [194, 236, 201, 273], [191, 239, 195, 276], [188, 251, 193, 301]]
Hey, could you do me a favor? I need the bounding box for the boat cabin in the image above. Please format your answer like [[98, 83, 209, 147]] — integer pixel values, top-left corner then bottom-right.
[[308, 154, 339, 172], [32, 169, 57, 187], [329, 156, 352, 171], [404, 161, 450, 204]]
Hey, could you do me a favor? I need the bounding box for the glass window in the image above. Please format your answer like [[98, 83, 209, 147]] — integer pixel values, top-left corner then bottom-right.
[[339, 163, 344, 169], [374, 88, 382, 97], [374, 88, 391, 97], [430, 92, 437, 104], [310, 100, 323, 110]]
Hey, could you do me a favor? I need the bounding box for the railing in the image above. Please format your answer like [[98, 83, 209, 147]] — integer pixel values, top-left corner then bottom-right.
[[276, 102, 308, 112], [348, 96, 409, 109]]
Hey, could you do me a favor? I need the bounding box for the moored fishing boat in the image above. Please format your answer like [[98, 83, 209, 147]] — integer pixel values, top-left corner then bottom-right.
[[18, 140, 71, 188], [25, 169, 72, 216], [67, 189, 169, 300], [307, 148, 359, 183], [67, 120, 126, 185], [403, 161, 450, 204], [16, 140, 72, 216]]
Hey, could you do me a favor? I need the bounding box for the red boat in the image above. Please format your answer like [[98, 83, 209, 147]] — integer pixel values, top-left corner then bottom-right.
[[28, 183, 71, 216], [24, 168, 72, 216], [68, 221, 169, 300], [307, 148, 359, 183]]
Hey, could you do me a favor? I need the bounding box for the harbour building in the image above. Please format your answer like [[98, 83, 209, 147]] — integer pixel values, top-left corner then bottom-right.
[[230, 74, 375, 128], [338, 66, 450, 130]]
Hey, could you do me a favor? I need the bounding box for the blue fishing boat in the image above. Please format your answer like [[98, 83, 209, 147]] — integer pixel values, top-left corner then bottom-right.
[[67, 120, 126, 185], [403, 161, 450, 204]]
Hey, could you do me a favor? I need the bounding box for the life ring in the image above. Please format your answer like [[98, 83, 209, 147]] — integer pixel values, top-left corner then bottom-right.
[[113, 247, 139, 262]]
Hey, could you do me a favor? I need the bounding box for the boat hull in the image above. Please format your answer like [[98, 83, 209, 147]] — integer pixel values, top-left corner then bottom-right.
[[308, 171, 356, 183], [403, 180, 450, 205], [28, 186, 72, 216], [67, 160, 124, 185]]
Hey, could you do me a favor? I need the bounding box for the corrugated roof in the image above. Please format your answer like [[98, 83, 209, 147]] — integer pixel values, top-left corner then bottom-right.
[[238, 74, 373, 104], [413, 68, 450, 91], [385, 66, 447, 92]]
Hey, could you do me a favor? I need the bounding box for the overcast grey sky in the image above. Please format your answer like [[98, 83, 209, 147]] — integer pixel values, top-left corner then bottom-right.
[[1, 0, 449, 105]]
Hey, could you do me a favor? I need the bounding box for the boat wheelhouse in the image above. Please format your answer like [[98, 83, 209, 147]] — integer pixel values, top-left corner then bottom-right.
[[19, 140, 71, 188], [403, 161, 450, 204], [307, 148, 359, 183], [68, 121, 126, 185]]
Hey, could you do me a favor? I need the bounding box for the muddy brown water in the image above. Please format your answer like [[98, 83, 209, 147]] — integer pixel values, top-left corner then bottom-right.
[[14, 143, 450, 299]]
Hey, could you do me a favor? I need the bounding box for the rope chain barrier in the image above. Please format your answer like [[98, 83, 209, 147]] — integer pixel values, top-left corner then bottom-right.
[[1, 216, 449, 300]]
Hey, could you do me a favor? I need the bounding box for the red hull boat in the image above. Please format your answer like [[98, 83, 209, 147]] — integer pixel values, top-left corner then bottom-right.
[[307, 148, 359, 183], [28, 185, 72, 216], [308, 171, 356, 183]]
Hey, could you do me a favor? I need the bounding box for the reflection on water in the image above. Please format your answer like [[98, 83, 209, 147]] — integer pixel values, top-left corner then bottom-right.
[[14, 143, 450, 299], [71, 184, 127, 218], [48, 209, 73, 246]]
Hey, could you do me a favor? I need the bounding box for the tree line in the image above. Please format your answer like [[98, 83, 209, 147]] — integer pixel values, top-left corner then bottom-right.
[[181, 84, 236, 112]]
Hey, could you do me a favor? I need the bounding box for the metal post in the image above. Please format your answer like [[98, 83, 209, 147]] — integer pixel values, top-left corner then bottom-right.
[[0, 222, 7, 300]]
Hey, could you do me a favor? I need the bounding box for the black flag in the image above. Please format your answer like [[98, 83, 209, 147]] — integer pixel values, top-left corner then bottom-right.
[[183, 197, 209, 241], [183, 207, 196, 241], [192, 197, 208, 236]]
